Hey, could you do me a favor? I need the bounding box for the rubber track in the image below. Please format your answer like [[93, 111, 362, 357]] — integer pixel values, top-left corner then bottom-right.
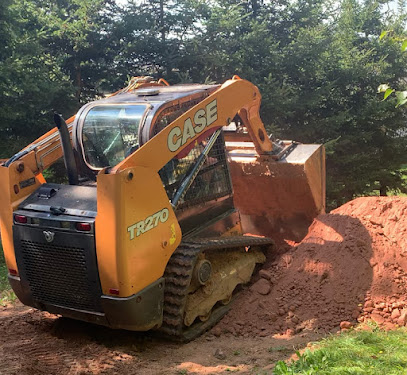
[[158, 235, 274, 342]]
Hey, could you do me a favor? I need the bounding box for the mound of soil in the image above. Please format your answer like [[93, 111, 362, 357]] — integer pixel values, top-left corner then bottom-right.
[[215, 196, 407, 337]]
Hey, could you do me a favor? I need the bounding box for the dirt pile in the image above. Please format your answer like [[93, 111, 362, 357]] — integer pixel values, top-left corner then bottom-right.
[[215, 196, 407, 337]]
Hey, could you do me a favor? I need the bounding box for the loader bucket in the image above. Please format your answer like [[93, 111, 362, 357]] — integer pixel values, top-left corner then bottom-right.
[[226, 139, 325, 244]]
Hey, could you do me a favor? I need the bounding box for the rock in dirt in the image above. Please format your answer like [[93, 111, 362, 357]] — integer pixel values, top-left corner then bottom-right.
[[286, 329, 294, 337], [397, 309, 407, 326], [214, 349, 226, 360], [340, 321, 353, 330], [212, 327, 222, 337], [364, 301, 374, 309], [259, 270, 273, 281], [383, 322, 397, 331], [250, 279, 271, 295], [352, 309, 360, 319], [371, 313, 385, 325], [391, 308, 401, 320]]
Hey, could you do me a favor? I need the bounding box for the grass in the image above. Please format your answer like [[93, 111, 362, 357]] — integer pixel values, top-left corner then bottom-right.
[[269, 346, 293, 354], [274, 328, 407, 375], [0, 248, 16, 306]]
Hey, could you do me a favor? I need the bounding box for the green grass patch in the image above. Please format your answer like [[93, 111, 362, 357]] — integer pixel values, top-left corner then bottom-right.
[[274, 329, 407, 374], [269, 346, 293, 354], [0, 249, 16, 306], [0, 251, 9, 291]]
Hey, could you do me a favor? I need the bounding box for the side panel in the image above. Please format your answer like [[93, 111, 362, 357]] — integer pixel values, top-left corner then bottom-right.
[[0, 165, 45, 275], [96, 166, 182, 297]]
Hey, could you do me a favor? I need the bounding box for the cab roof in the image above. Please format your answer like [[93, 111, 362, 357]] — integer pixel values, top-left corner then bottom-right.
[[96, 84, 220, 106]]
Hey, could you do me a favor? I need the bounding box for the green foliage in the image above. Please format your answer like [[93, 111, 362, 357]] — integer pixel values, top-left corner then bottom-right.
[[273, 329, 407, 375], [377, 28, 407, 106], [42, 159, 68, 184], [0, 252, 8, 294], [33, 0, 121, 100], [0, 0, 77, 157]]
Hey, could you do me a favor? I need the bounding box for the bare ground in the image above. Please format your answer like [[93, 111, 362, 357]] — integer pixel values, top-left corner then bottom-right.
[[0, 302, 326, 375]]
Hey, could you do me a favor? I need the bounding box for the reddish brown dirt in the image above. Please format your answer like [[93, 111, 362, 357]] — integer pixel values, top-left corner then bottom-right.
[[215, 196, 407, 337], [0, 303, 324, 375]]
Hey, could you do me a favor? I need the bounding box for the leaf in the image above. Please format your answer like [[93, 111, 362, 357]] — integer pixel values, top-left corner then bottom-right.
[[383, 88, 394, 100], [396, 98, 407, 107], [324, 136, 341, 150], [396, 91, 407, 101], [395, 91, 407, 107], [379, 30, 388, 40], [401, 40, 407, 52], [377, 84, 390, 93]]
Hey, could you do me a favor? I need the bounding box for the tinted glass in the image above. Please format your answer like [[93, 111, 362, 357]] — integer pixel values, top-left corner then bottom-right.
[[82, 105, 147, 168]]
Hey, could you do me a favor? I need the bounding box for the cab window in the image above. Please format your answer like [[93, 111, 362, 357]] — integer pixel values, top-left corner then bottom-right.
[[153, 103, 232, 209], [82, 105, 147, 168]]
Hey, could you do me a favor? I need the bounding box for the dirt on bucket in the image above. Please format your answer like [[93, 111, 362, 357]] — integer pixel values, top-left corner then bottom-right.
[[214, 196, 407, 337]]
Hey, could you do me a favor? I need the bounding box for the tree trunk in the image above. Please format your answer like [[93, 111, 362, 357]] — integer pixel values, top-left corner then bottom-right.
[[379, 183, 387, 196], [74, 60, 82, 101], [160, 0, 165, 43], [252, 0, 258, 16]]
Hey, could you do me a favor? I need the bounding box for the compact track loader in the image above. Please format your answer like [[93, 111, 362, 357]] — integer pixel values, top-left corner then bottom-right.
[[0, 76, 325, 340]]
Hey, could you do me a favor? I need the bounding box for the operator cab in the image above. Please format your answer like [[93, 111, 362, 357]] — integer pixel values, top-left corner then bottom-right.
[[71, 83, 234, 237], [72, 84, 218, 179]]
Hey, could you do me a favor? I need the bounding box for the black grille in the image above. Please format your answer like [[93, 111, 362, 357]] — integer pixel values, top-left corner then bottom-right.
[[153, 99, 206, 136], [15, 229, 102, 312]]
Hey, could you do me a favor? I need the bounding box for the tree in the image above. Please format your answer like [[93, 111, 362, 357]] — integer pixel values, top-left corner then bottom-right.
[[114, 0, 205, 82], [0, 0, 77, 157], [316, 0, 407, 204], [32, 0, 121, 101]]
